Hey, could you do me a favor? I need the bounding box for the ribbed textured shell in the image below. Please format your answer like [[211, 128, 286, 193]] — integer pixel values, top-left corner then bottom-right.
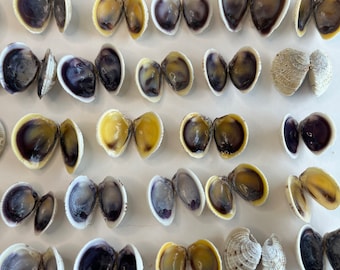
[[261, 234, 286, 270]]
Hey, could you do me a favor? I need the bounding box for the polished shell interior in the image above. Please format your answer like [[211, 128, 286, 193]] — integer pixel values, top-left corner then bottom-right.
[[156, 242, 187, 270], [182, 0, 211, 34], [314, 0, 340, 39], [124, 0, 149, 39], [54, 0, 71, 33], [34, 192, 56, 234], [295, 0, 313, 37], [324, 228, 340, 269], [282, 115, 299, 158], [37, 48, 57, 99], [133, 111, 163, 159], [219, 0, 249, 32]]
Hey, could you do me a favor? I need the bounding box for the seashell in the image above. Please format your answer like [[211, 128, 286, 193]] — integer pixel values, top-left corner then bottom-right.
[[294, 0, 314, 37], [224, 227, 262, 270], [299, 112, 335, 155], [261, 234, 286, 270], [203, 48, 228, 96], [147, 175, 175, 226], [228, 46, 261, 93], [249, 0, 290, 37], [117, 244, 144, 270], [179, 112, 212, 158], [135, 57, 163, 102], [0, 182, 39, 227], [205, 175, 235, 220], [34, 191, 57, 235], [0, 120, 6, 157], [271, 48, 310, 96], [299, 167, 340, 210], [133, 111, 164, 158], [54, 0, 72, 33], [0, 42, 40, 94], [314, 0, 340, 40], [172, 168, 205, 216], [218, 0, 249, 32], [323, 228, 340, 270], [57, 55, 97, 103], [96, 109, 132, 158], [37, 48, 58, 99], [95, 44, 125, 94], [285, 175, 311, 223], [161, 51, 194, 96], [124, 0, 149, 40], [64, 175, 98, 229], [92, 0, 124, 37], [187, 239, 222, 270], [151, 0, 182, 35], [155, 242, 187, 270], [308, 50, 332, 97], [213, 114, 248, 158], [281, 114, 300, 159], [0, 243, 64, 270], [97, 176, 127, 228], [228, 163, 269, 206], [11, 113, 59, 170], [59, 118, 84, 174], [296, 224, 324, 270], [182, 0, 212, 34]]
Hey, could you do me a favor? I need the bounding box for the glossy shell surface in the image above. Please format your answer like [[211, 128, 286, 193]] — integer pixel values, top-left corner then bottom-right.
[[294, 0, 314, 37], [96, 109, 132, 158], [261, 234, 286, 270], [57, 55, 96, 103], [11, 113, 59, 170], [314, 0, 340, 40], [219, 0, 249, 32], [281, 114, 300, 158], [324, 228, 340, 269], [37, 48, 57, 99], [155, 242, 187, 270], [124, 0, 149, 40], [34, 192, 57, 235], [54, 0, 72, 33], [182, 0, 212, 34]]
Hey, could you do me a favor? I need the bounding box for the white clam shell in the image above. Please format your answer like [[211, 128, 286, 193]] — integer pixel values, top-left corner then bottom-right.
[[261, 234, 286, 270], [309, 49, 332, 97], [224, 227, 262, 270], [37, 48, 57, 99]]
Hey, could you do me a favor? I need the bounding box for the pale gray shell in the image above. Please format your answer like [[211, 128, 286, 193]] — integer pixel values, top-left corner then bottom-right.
[[271, 48, 310, 96], [0, 120, 6, 157], [261, 234, 286, 270], [224, 227, 262, 270], [37, 48, 57, 99], [308, 49, 332, 97]]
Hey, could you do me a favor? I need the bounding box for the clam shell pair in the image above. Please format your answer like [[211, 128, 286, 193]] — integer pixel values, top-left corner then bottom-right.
[[281, 112, 335, 158], [147, 168, 205, 226], [13, 0, 71, 34], [297, 224, 340, 270], [151, 0, 212, 35], [11, 113, 84, 174], [0, 243, 64, 270], [136, 51, 194, 102], [285, 167, 340, 223], [97, 109, 164, 159], [224, 227, 286, 270], [0, 182, 57, 235], [156, 239, 222, 270], [0, 42, 57, 98], [74, 238, 143, 270], [205, 163, 269, 220], [203, 47, 261, 95], [271, 48, 332, 97], [65, 175, 127, 229], [295, 0, 340, 39], [219, 0, 290, 37], [92, 0, 148, 40], [180, 112, 248, 159]]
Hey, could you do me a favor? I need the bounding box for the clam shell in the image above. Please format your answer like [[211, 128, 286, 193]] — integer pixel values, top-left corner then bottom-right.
[[133, 111, 164, 159], [261, 234, 286, 270], [42, 246, 65, 270], [11, 113, 59, 170], [249, 0, 290, 37], [271, 48, 310, 96], [0, 120, 6, 157], [96, 109, 132, 158], [155, 242, 187, 270], [281, 114, 300, 159], [179, 112, 212, 158], [37, 48, 57, 99], [57, 55, 96, 103], [117, 244, 144, 270], [59, 118, 84, 174], [124, 0, 149, 40], [294, 0, 314, 37], [147, 175, 175, 226], [34, 191, 57, 235], [64, 175, 98, 229], [228, 46, 261, 93], [203, 48, 228, 96], [224, 227, 262, 270], [151, 0, 182, 35], [314, 0, 340, 40], [285, 175, 311, 223], [182, 0, 212, 34], [219, 0, 249, 32], [205, 175, 235, 220], [54, 0, 72, 33], [308, 50, 332, 97], [323, 228, 340, 269], [135, 57, 163, 102]]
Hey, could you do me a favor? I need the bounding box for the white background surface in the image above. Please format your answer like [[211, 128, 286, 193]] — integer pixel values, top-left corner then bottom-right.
[[0, 1, 339, 269]]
